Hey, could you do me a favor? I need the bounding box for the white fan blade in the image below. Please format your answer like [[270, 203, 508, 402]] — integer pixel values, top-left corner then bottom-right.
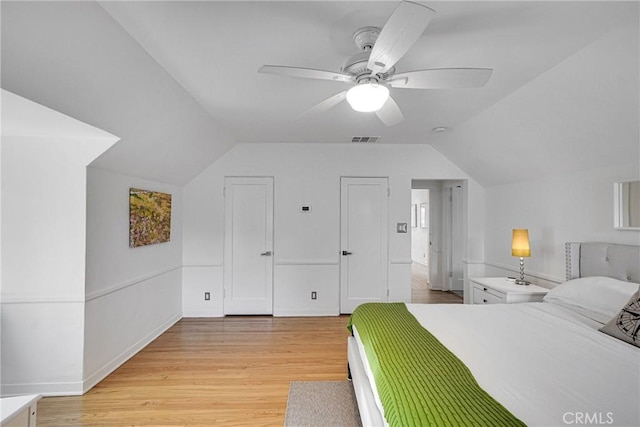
[[376, 96, 403, 127], [259, 65, 354, 83], [389, 68, 493, 89], [367, 1, 435, 75], [297, 91, 348, 120]]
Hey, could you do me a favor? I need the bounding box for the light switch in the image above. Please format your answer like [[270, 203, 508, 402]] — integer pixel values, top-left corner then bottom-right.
[[397, 223, 408, 233]]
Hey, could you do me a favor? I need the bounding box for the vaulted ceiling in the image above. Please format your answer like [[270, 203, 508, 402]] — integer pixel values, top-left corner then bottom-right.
[[2, 1, 638, 186]]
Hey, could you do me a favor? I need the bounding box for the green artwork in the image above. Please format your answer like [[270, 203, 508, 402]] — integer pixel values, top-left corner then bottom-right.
[[129, 188, 172, 248]]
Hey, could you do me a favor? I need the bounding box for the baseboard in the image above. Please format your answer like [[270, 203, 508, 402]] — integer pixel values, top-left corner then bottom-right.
[[1, 381, 83, 397], [182, 310, 224, 318], [82, 312, 182, 394], [184, 309, 341, 317], [274, 308, 340, 317]]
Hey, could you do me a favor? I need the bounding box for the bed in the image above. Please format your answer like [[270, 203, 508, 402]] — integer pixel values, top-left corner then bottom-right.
[[347, 242, 640, 426]]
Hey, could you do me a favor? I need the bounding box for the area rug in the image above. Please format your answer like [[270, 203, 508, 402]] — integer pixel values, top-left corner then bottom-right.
[[284, 380, 362, 427]]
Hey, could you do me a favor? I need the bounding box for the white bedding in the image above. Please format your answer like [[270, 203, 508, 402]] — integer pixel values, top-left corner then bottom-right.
[[355, 302, 640, 426]]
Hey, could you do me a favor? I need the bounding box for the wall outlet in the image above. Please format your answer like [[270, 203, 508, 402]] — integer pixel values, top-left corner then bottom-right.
[[204, 292, 210, 301], [311, 291, 317, 300]]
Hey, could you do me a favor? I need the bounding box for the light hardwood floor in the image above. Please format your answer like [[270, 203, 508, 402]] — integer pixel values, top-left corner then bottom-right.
[[38, 316, 351, 426], [37, 269, 460, 426], [411, 262, 463, 304]]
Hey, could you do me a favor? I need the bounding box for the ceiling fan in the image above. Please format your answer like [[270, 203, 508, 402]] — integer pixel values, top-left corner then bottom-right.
[[258, 1, 493, 127]]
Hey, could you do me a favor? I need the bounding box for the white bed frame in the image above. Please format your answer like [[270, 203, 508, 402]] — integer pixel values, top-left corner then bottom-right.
[[348, 242, 640, 426], [347, 335, 385, 426]]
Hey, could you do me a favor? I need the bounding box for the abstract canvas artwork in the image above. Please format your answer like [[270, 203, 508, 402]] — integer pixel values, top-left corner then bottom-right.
[[129, 188, 172, 248]]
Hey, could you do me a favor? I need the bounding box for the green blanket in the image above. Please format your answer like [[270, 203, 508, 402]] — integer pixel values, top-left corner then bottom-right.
[[348, 303, 525, 427]]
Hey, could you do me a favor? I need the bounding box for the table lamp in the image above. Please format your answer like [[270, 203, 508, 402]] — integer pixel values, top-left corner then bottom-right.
[[512, 229, 530, 285]]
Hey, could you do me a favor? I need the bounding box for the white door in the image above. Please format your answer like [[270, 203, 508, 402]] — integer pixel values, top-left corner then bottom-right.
[[224, 177, 273, 315], [340, 177, 389, 313]]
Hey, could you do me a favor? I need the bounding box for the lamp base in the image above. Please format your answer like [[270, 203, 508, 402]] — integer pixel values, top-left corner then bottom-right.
[[516, 256, 529, 285]]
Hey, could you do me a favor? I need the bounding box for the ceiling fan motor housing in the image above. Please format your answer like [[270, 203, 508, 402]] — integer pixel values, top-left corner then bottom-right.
[[353, 26, 380, 50], [343, 27, 395, 79], [342, 51, 372, 76]]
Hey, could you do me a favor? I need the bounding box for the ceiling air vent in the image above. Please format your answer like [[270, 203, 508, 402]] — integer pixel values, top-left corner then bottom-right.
[[351, 136, 381, 143]]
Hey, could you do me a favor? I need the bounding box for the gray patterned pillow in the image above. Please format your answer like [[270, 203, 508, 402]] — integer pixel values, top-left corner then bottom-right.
[[599, 289, 640, 348]]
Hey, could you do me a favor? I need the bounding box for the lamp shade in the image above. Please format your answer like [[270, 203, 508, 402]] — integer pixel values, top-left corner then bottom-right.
[[346, 82, 389, 112], [512, 229, 531, 257]]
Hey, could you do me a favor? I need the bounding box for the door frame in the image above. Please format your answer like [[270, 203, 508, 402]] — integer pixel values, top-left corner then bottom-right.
[[443, 182, 464, 292]]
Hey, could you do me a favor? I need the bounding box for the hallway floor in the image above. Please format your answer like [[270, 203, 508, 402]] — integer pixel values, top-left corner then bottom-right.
[[411, 262, 463, 304]]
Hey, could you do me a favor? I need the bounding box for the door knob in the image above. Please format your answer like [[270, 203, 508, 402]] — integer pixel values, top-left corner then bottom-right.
[[342, 250, 352, 256], [260, 251, 272, 256]]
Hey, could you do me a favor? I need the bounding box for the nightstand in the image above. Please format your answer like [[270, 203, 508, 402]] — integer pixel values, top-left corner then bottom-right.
[[470, 277, 549, 304]]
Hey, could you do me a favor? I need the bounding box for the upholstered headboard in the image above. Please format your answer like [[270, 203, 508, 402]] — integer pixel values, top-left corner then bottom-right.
[[565, 242, 640, 283]]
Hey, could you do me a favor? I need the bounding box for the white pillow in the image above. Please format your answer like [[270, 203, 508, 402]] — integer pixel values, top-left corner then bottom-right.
[[543, 276, 639, 324]]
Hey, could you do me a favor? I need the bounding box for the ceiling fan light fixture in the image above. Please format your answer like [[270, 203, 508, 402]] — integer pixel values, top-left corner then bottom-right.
[[346, 82, 389, 112]]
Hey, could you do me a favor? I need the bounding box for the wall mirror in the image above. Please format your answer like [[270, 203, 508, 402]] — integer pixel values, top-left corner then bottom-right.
[[614, 180, 640, 230]]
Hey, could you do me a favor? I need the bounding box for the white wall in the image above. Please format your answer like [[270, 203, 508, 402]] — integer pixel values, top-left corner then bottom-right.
[[1, 91, 117, 395], [484, 163, 640, 287], [1, 91, 182, 397], [410, 189, 429, 267], [1, 137, 91, 395], [83, 168, 183, 392], [464, 179, 486, 303], [2, 1, 236, 186], [427, 16, 638, 293], [182, 143, 481, 316], [431, 14, 639, 189]]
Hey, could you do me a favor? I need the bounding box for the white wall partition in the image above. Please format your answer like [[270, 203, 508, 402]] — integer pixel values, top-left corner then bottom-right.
[[1, 91, 117, 396], [83, 168, 183, 392], [182, 143, 480, 316], [1, 91, 182, 396]]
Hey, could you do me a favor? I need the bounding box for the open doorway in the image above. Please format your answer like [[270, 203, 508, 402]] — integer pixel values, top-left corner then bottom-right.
[[411, 189, 429, 272], [410, 189, 430, 300], [410, 180, 462, 304]]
